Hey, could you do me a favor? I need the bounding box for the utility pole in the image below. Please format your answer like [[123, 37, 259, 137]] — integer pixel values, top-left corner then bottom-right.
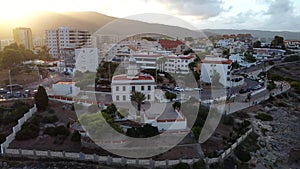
[[8, 70, 12, 94], [108, 62, 111, 81]]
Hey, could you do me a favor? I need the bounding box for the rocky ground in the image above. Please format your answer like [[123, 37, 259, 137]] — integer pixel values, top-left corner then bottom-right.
[[245, 91, 300, 169]]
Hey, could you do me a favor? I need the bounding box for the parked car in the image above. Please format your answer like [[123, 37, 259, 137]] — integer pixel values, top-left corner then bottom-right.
[[184, 87, 193, 91], [193, 88, 203, 91], [239, 88, 248, 94], [251, 84, 263, 91], [13, 91, 21, 98], [0, 88, 8, 94], [174, 87, 184, 92]]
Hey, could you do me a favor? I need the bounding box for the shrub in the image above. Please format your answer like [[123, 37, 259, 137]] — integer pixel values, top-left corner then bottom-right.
[[15, 123, 40, 140], [48, 109, 55, 114], [30, 116, 41, 126], [0, 132, 7, 143], [44, 126, 70, 136], [267, 82, 276, 91], [42, 115, 59, 123], [255, 112, 273, 121], [283, 55, 300, 62], [172, 163, 190, 169], [172, 102, 181, 110], [44, 127, 56, 136], [71, 131, 81, 142], [192, 159, 205, 169], [55, 126, 70, 136], [234, 147, 251, 162]]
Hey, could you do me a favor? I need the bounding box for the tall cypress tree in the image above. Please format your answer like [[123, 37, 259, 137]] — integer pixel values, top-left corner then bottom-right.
[[34, 86, 49, 111]]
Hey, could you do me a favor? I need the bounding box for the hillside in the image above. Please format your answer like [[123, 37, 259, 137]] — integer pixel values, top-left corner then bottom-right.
[[1, 11, 300, 40], [0, 12, 203, 39], [203, 29, 300, 40]]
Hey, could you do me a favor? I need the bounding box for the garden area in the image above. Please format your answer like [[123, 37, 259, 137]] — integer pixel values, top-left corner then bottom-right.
[[9, 101, 81, 152], [0, 101, 33, 144]]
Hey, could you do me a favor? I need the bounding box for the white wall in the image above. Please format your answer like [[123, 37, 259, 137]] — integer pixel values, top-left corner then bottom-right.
[[201, 62, 230, 87], [53, 83, 80, 96]]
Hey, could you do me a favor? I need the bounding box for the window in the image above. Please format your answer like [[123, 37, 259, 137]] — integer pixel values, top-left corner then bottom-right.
[[148, 86, 151, 90], [116, 86, 119, 91], [123, 95, 126, 101], [141, 86, 144, 91], [122, 86, 126, 91], [116, 95, 119, 101], [132, 86, 135, 92], [148, 95, 151, 100]]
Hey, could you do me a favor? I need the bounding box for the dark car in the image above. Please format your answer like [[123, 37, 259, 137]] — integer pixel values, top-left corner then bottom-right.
[[0, 88, 8, 95], [239, 88, 248, 94], [13, 91, 21, 98]]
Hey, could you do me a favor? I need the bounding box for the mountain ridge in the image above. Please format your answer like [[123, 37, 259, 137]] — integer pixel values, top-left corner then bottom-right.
[[1, 11, 300, 40]]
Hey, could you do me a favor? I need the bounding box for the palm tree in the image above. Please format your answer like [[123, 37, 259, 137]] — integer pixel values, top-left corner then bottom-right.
[[130, 91, 146, 116], [246, 93, 252, 106]]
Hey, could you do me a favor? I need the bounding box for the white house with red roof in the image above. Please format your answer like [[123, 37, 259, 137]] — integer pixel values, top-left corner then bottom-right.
[[201, 56, 232, 87], [111, 56, 156, 102]]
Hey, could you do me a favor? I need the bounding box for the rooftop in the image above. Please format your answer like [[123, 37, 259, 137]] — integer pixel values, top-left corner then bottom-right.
[[112, 74, 154, 81]]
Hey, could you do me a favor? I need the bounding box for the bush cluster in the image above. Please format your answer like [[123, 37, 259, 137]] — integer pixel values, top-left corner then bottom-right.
[[44, 126, 70, 136], [16, 122, 40, 140]]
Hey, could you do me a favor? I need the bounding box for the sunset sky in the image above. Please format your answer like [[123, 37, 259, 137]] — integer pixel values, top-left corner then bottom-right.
[[0, 0, 299, 31]]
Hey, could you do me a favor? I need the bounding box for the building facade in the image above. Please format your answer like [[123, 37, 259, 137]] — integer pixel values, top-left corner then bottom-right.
[[201, 57, 232, 87], [13, 27, 33, 50], [111, 57, 155, 103], [46, 26, 91, 59]]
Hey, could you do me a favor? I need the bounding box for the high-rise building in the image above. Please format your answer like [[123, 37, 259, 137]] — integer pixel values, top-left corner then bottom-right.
[[13, 27, 33, 50], [46, 26, 91, 59]]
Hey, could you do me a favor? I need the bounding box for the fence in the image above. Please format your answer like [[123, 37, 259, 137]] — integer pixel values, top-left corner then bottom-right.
[[1, 105, 37, 154], [3, 148, 200, 168], [205, 128, 253, 165]]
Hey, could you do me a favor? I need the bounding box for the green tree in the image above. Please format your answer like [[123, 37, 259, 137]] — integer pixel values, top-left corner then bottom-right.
[[165, 91, 177, 101], [172, 101, 181, 110], [222, 49, 229, 56], [1, 48, 23, 68], [271, 36, 285, 49], [34, 86, 49, 111], [130, 91, 146, 114], [232, 60, 240, 69], [244, 51, 256, 63], [253, 40, 261, 48], [126, 123, 159, 138]]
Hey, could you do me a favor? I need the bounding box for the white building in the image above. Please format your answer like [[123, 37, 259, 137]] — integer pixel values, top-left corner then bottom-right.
[[113, 53, 195, 74], [75, 48, 99, 72], [229, 54, 255, 67], [201, 57, 232, 87], [111, 56, 155, 102], [46, 26, 91, 58], [52, 81, 80, 96], [143, 109, 187, 131], [253, 48, 285, 61]]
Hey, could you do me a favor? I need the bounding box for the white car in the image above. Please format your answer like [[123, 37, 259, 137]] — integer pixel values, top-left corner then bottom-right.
[[193, 88, 203, 91], [174, 87, 184, 92], [184, 87, 193, 91]]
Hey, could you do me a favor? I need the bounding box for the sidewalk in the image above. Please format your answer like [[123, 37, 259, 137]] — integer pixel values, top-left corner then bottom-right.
[[213, 81, 291, 115]]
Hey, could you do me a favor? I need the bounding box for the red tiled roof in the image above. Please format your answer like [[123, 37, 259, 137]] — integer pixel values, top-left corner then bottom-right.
[[202, 59, 232, 64], [112, 75, 154, 81], [159, 39, 184, 50]]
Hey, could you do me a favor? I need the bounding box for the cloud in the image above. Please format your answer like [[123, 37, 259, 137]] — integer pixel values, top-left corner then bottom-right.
[[155, 0, 226, 19], [263, 0, 300, 31]]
